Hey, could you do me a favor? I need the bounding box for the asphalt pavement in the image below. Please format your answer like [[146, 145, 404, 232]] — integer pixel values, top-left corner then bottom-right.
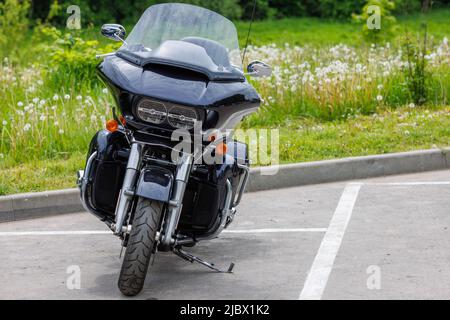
[[0, 170, 449, 300]]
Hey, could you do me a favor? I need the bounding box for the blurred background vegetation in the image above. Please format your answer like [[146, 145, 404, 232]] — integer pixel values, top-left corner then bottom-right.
[[0, 0, 449, 194], [24, 0, 450, 23]]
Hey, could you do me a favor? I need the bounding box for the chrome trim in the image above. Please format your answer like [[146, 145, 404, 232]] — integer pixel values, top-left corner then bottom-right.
[[79, 152, 97, 213], [233, 164, 250, 207], [114, 143, 143, 234], [160, 153, 194, 249], [78, 151, 114, 227]]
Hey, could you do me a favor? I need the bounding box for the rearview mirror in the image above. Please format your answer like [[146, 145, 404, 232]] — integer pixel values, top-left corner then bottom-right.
[[101, 24, 126, 43], [247, 61, 272, 78]]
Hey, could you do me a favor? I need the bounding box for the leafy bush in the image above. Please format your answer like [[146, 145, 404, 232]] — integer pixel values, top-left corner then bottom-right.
[[352, 0, 397, 43], [240, 0, 273, 20], [26, 0, 435, 25], [268, 0, 306, 18], [393, 0, 421, 14], [39, 0, 242, 26], [176, 0, 242, 20], [317, 0, 366, 19], [0, 0, 30, 58], [34, 25, 119, 89]]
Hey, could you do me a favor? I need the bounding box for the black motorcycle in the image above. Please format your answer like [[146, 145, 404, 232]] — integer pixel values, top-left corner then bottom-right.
[[77, 3, 271, 296]]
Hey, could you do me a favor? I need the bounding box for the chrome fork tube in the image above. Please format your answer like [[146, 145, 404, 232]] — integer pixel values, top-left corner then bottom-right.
[[113, 142, 142, 235], [160, 153, 194, 249]]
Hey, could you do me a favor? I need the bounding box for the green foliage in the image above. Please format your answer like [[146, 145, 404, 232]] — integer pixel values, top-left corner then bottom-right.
[[39, 0, 242, 26], [175, 0, 242, 20], [352, 0, 397, 43], [317, 0, 366, 19], [0, 0, 30, 58], [240, 0, 274, 20], [268, 0, 306, 18], [403, 24, 430, 106], [24, 0, 438, 25], [393, 0, 421, 14], [34, 25, 119, 89]]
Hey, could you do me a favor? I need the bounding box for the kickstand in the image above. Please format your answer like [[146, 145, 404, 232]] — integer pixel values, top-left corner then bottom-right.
[[174, 247, 234, 273]]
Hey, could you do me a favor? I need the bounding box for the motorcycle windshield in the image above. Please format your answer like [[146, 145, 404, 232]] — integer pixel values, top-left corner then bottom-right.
[[119, 3, 243, 80]]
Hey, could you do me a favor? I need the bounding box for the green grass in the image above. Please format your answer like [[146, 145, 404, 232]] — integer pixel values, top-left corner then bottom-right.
[[275, 105, 450, 163], [1, 105, 449, 195], [0, 152, 85, 195], [1, 8, 449, 195], [68, 8, 450, 49], [236, 8, 450, 47]]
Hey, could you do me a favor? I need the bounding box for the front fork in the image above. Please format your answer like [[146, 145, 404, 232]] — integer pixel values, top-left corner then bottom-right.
[[160, 153, 194, 250], [113, 142, 194, 251], [113, 142, 143, 235]]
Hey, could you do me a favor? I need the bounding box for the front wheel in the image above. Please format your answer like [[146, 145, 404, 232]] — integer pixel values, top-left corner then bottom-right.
[[118, 198, 163, 296]]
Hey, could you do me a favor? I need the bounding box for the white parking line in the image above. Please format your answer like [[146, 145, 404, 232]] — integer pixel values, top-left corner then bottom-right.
[[224, 228, 327, 234], [0, 230, 112, 236], [0, 228, 327, 237], [299, 183, 363, 300], [364, 181, 450, 186]]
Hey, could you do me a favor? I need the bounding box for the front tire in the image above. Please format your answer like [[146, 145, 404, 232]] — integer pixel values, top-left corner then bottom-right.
[[118, 198, 163, 296]]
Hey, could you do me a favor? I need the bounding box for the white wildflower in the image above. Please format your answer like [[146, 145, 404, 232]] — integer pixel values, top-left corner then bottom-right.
[[23, 123, 31, 131], [64, 94, 71, 100], [376, 95, 383, 102], [53, 94, 59, 101], [2, 120, 7, 126], [59, 129, 64, 135], [17, 101, 24, 107], [102, 88, 108, 94]]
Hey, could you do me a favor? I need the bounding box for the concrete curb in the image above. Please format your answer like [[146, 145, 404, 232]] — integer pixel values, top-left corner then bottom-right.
[[248, 147, 450, 192], [1, 148, 449, 223]]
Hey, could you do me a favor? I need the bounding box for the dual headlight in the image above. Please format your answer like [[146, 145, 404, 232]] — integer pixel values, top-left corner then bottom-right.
[[136, 98, 199, 130]]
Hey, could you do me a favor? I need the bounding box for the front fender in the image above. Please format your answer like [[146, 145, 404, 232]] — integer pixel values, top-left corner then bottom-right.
[[135, 166, 174, 203]]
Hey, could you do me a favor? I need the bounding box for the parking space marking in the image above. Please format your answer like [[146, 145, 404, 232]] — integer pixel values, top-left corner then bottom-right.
[[0, 230, 112, 236], [299, 183, 363, 300], [0, 228, 327, 237], [364, 181, 450, 186], [224, 228, 327, 234]]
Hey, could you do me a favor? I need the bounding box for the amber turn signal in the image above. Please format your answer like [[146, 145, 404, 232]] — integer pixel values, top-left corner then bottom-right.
[[215, 142, 228, 156], [106, 119, 119, 132]]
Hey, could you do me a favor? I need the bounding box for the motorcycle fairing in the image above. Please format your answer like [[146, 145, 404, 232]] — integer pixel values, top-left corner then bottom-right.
[[97, 56, 260, 110], [117, 40, 245, 82]]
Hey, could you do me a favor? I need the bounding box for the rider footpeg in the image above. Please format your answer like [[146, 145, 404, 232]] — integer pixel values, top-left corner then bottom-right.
[[174, 247, 234, 273]]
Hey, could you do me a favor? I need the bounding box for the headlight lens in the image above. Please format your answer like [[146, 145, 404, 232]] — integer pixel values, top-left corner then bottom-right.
[[136, 99, 167, 125], [168, 106, 198, 129], [135, 98, 199, 129]]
